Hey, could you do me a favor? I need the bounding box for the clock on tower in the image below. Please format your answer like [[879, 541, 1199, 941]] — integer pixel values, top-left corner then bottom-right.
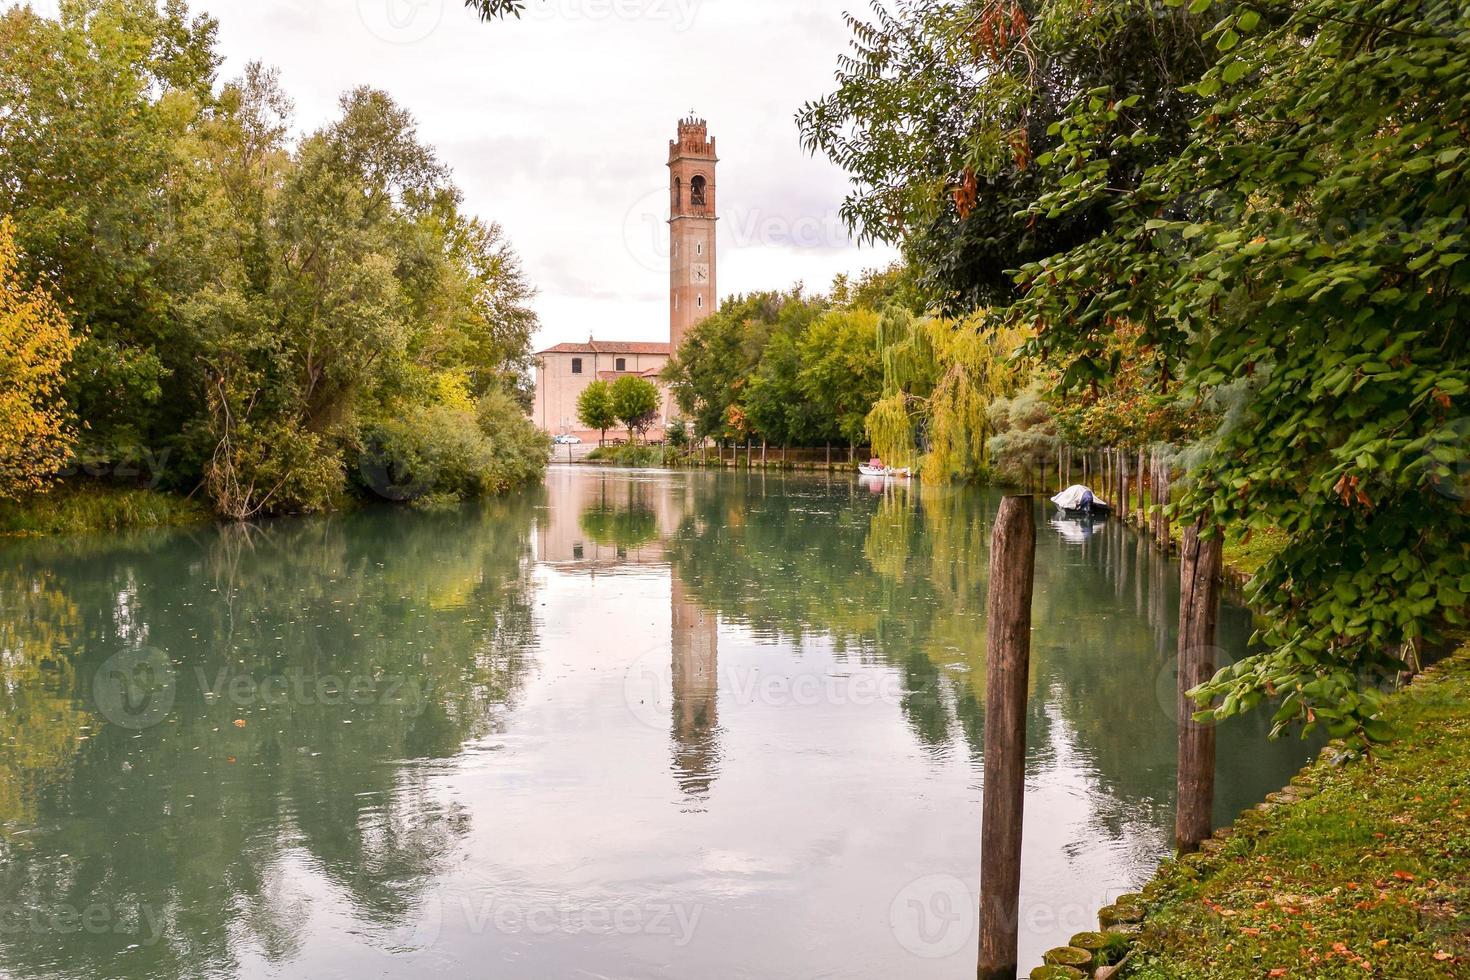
[[668, 114, 718, 351]]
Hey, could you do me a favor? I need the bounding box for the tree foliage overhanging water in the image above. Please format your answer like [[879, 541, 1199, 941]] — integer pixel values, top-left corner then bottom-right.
[[0, 0, 549, 517]]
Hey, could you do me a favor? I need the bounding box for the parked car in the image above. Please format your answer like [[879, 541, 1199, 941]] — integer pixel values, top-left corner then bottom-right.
[[553, 434, 583, 445]]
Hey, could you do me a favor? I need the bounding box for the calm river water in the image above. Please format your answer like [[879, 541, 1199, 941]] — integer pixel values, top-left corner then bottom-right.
[[0, 467, 1318, 979]]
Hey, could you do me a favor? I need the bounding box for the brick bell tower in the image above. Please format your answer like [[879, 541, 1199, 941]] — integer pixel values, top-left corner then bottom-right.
[[669, 114, 718, 351]]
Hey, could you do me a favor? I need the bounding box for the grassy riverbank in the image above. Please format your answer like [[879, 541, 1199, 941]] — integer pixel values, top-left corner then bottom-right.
[[0, 486, 210, 536], [1120, 648, 1470, 979]]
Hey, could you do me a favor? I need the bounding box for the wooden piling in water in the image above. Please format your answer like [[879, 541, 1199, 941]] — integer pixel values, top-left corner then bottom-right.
[[1157, 460, 1172, 551], [1176, 518, 1224, 854], [1137, 448, 1148, 527], [979, 496, 1037, 980], [1119, 451, 1130, 522]]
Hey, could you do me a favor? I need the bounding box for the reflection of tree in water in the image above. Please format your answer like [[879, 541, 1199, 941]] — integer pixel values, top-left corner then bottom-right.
[[580, 505, 659, 551], [665, 476, 983, 753], [1033, 517, 1318, 841], [665, 474, 1315, 838], [576, 478, 663, 560], [0, 568, 88, 831], [0, 494, 540, 980]]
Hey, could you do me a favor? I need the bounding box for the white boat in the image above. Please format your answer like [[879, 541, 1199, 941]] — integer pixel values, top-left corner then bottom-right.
[[859, 464, 912, 478], [1051, 485, 1111, 516]]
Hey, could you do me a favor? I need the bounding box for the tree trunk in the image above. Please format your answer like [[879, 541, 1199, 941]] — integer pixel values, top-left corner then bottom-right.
[[979, 496, 1038, 980], [1176, 519, 1223, 854]]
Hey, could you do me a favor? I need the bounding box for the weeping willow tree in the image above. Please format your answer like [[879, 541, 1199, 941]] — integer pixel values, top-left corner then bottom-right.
[[867, 308, 934, 469], [866, 309, 1032, 481]]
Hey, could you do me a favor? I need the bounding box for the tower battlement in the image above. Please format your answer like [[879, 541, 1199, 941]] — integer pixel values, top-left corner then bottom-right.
[[670, 115, 717, 162]]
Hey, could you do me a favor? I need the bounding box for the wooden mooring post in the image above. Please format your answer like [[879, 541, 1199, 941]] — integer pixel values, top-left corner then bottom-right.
[[1119, 450, 1130, 520], [1136, 448, 1148, 526], [978, 496, 1037, 980], [1176, 518, 1224, 854], [1157, 458, 1173, 552]]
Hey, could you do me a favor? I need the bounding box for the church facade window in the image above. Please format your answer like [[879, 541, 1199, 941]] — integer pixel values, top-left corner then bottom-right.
[[615, 358, 627, 372], [571, 358, 583, 375]]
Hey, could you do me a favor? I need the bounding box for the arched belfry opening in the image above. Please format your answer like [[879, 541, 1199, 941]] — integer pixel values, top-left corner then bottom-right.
[[673, 177, 682, 209], [690, 175, 707, 208]]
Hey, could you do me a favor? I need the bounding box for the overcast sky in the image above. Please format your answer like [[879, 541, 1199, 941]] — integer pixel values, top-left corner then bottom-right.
[[43, 0, 903, 350]]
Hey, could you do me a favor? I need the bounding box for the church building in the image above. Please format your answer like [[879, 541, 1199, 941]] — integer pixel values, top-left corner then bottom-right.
[[531, 116, 719, 440]]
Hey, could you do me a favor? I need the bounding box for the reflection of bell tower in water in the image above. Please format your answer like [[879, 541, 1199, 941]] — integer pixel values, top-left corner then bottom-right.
[[670, 573, 720, 797]]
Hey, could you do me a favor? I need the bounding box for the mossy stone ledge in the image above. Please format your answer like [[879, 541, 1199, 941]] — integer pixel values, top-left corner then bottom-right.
[[1097, 899, 1145, 929], [1068, 931, 1109, 960], [1042, 945, 1093, 969], [1029, 964, 1086, 979]]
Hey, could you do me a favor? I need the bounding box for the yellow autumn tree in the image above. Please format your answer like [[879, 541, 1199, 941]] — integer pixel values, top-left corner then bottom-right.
[[0, 217, 79, 500]]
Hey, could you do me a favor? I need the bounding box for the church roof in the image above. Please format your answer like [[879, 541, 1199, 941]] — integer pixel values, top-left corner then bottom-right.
[[536, 340, 672, 356]]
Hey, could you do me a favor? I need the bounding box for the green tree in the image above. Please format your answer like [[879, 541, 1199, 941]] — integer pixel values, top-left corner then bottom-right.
[[742, 295, 829, 447], [0, 0, 219, 460], [797, 0, 1220, 314], [1013, 0, 1470, 740], [797, 309, 885, 447], [0, 3, 547, 515], [665, 289, 830, 444], [665, 292, 782, 442], [611, 376, 660, 445], [577, 379, 617, 446]]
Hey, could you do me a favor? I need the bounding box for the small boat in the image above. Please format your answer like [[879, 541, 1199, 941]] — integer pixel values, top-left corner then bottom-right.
[[859, 464, 912, 479], [1051, 484, 1111, 517]]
